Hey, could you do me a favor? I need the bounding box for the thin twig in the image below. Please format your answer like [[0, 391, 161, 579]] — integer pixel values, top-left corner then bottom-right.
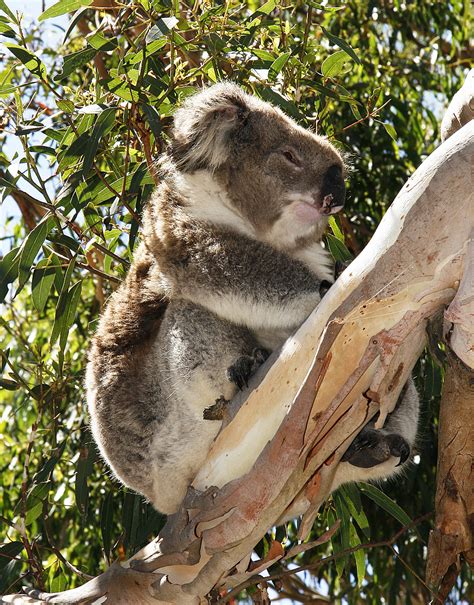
[[339, 99, 392, 133], [220, 513, 433, 603]]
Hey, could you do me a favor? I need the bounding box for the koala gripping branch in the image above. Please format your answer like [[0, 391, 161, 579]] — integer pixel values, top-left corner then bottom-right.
[[4, 126, 474, 605]]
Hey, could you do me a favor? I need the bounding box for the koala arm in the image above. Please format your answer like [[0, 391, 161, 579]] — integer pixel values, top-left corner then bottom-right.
[[165, 227, 327, 333]]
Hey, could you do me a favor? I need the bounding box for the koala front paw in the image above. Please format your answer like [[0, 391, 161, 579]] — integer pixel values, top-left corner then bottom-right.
[[203, 396, 229, 421], [226, 347, 270, 390], [319, 280, 333, 298], [342, 427, 410, 468]]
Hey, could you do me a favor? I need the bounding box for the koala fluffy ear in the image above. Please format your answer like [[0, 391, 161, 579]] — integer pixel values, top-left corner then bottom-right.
[[170, 84, 251, 172]]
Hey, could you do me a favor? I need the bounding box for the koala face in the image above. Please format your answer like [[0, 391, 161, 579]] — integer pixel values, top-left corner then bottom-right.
[[169, 84, 346, 248]]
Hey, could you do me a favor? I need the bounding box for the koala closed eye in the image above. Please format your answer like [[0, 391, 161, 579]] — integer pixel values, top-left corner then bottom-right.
[[280, 148, 302, 168]]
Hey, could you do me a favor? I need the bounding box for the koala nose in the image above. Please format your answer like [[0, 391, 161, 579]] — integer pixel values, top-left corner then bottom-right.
[[320, 164, 346, 215]]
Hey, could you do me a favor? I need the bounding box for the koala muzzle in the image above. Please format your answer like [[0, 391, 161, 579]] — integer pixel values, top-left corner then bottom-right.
[[320, 164, 346, 215]]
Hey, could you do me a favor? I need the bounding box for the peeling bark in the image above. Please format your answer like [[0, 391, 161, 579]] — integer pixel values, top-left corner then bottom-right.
[[425, 235, 474, 601], [425, 350, 474, 601]]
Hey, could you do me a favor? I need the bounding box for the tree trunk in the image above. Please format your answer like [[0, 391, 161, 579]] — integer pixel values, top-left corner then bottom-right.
[[425, 70, 474, 604], [3, 97, 473, 605]]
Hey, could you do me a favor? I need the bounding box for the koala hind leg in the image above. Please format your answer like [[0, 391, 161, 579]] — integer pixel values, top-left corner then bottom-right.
[[149, 301, 263, 512], [331, 378, 419, 491]]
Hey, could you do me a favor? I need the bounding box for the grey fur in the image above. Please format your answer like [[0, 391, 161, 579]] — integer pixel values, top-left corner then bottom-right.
[[86, 83, 419, 515]]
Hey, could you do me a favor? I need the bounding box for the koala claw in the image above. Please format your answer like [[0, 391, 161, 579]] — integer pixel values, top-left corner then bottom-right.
[[226, 347, 269, 390], [386, 433, 411, 466], [342, 427, 411, 468], [203, 396, 229, 421]]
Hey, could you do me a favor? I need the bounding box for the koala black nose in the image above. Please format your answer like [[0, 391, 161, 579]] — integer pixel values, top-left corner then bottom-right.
[[320, 164, 346, 215]]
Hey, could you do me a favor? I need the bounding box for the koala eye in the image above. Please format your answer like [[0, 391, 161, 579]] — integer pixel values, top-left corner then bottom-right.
[[280, 149, 301, 167]]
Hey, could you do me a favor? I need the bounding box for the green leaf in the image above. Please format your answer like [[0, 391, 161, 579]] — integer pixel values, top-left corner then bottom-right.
[[17, 216, 55, 290], [141, 103, 161, 139], [55, 47, 97, 81], [0, 0, 16, 22], [82, 107, 116, 175], [122, 492, 142, 553], [57, 99, 75, 113], [334, 492, 350, 576], [33, 440, 67, 484], [0, 348, 9, 373], [322, 50, 352, 78], [0, 542, 24, 571], [339, 484, 370, 539], [32, 259, 56, 313], [0, 19, 15, 37], [359, 483, 413, 527], [384, 122, 398, 142], [75, 444, 95, 517], [77, 103, 109, 114], [100, 491, 114, 560], [4, 43, 48, 80], [349, 524, 365, 587], [39, 0, 93, 21], [50, 258, 76, 346], [254, 0, 276, 15], [58, 281, 82, 352], [103, 77, 139, 102], [62, 6, 90, 43], [329, 216, 344, 242], [0, 245, 20, 302], [15, 122, 44, 135], [87, 31, 118, 52], [49, 565, 67, 592], [269, 52, 291, 81], [0, 83, 16, 97], [252, 49, 276, 62], [127, 38, 167, 64], [76, 165, 154, 206], [0, 378, 19, 390], [326, 233, 352, 263], [321, 26, 361, 65], [25, 500, 43, 526]]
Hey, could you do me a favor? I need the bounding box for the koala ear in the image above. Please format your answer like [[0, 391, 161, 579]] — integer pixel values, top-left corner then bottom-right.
[[170, 84, 250, 172]]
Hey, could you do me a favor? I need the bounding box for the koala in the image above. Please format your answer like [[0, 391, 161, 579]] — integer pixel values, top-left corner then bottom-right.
[[86, 83, 419, 515]]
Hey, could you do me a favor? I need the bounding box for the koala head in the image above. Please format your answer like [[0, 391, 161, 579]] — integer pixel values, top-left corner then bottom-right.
[[168, 83, 346, 249]]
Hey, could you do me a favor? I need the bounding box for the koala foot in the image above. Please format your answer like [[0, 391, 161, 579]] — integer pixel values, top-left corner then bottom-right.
[[341, 427, 410, 468], [203, 396, 229, 421], [226, 347, 269, 390]]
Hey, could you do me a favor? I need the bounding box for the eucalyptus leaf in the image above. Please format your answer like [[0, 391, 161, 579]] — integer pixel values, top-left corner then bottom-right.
[[32, 259, 56, 313], [17, 216, 55, 290], [55, 47, 97, 81], [4, 43, 48, 80], [39, 0, 93, 21], [359, 483, 413, 527], [322, 50, 352, 78], [82, 107, 116, 175]]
